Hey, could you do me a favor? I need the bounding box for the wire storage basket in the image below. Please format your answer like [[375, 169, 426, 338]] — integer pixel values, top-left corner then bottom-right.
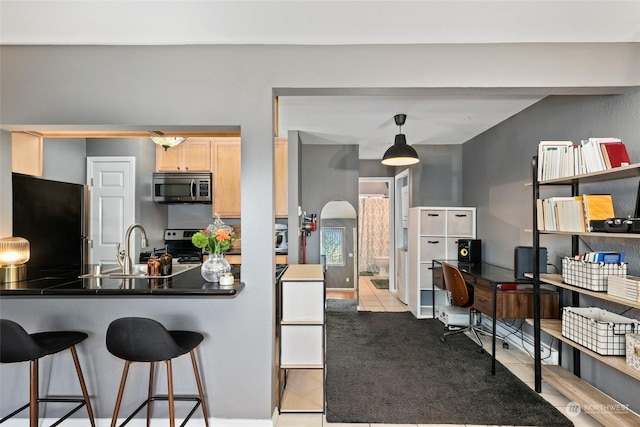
[[562, 307, 639, 355], [562, 257, 627, 291]]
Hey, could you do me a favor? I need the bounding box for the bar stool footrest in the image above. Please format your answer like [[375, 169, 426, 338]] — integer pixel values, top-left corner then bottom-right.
[[116, 395, 202, 427], [1, 398, 87, 427]]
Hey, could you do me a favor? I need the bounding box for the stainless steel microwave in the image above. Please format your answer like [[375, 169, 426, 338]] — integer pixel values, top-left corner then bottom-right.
[[152, 172, 212, 203]]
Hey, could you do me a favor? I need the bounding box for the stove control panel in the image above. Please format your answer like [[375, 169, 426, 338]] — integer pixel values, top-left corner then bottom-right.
[[164, 229, 201, 241]]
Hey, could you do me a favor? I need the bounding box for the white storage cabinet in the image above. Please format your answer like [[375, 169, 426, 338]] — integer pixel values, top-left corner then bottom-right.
[[408, 207, 476, 318], [278, 264, 325, 413]]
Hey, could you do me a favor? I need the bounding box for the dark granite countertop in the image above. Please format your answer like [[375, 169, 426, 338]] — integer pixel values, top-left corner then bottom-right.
[[0, 264, 244, 297]]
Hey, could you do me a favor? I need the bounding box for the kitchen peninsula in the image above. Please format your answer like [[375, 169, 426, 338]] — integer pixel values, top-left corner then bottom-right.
[[0, 264, 245, 296], [0, 266, 246, 423]]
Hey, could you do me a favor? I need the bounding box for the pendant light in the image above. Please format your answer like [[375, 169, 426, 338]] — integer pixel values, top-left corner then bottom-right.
[[150, 132, 186, 151], [381, 114, 420, 166]]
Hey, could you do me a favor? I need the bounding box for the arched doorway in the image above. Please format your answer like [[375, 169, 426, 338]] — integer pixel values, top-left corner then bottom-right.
[[320, 200, 357, 292]]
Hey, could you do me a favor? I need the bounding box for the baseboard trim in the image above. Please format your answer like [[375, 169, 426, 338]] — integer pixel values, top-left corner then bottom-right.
[[1, 418, 274, 427]]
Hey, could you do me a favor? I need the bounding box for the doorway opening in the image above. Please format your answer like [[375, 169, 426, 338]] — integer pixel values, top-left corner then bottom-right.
[[357, 177, 405, 311]]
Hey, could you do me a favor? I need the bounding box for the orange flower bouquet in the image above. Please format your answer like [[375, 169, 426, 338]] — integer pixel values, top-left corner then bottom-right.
[[191, 214, 234, 255]]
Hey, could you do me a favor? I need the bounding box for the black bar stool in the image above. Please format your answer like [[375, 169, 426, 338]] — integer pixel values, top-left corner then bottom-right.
[[0, 319, 96, 427], [106, 317, 208, 427]]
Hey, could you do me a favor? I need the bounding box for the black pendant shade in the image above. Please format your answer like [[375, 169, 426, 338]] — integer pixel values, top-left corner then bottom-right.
[[381, 114, 420, 166]]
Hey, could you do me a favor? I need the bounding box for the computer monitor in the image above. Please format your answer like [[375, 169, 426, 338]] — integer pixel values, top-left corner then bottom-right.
[[514, 246, 548, 280]]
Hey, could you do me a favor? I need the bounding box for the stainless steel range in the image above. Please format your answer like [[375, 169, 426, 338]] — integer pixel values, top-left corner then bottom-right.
[[161, 229, 204, 264]]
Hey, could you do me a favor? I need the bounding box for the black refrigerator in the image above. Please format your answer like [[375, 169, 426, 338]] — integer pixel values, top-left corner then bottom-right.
[[12, 173, 88, 279]]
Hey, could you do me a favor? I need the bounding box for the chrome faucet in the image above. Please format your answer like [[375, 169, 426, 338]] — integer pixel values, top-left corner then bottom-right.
[[116, 223, 149, 275]]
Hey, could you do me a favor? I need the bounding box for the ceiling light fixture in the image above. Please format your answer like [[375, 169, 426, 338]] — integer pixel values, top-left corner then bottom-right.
[[150, 132, 186, 151], [381, 114, 420, 166]]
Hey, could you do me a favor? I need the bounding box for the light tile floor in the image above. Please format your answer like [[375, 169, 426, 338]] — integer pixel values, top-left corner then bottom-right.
[[276, 275, 603, 427], [357, 274, 408, 312]]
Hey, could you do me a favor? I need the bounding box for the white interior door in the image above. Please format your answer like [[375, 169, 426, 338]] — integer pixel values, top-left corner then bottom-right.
[[87, 157, 135, 265]]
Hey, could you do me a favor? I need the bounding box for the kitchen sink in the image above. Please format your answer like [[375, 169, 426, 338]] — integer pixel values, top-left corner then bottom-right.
[[80, 263, 199, 279]]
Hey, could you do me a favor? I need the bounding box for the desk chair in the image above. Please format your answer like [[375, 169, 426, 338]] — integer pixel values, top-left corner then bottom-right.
[[106, 317, 208, 427], [0, 319, 96, 427], [438, 262, 507, 353]]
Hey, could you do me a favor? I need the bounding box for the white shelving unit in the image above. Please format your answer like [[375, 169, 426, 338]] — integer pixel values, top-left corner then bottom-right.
[[278, 264, 325, 413], [530, 159, 640, 426], [408, 206, 476, 318]]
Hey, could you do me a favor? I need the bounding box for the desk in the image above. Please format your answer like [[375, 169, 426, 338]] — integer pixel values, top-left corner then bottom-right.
[[432, 260, 559, 374]]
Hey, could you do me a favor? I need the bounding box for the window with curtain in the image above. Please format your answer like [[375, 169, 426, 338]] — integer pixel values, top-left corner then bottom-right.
[[321, 227, 345, 266]]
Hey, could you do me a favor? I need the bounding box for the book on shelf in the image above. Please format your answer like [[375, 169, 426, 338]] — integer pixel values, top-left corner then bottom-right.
[[572, 252, 626, 263], [582, 194, 615, 231], [537, 140, 573, 181], [606, 276, 639, 302], [536, 199, 545, 230], [600, 141, 631, 168], [536, 138, 632, 181], [538, 196, 586, 232]]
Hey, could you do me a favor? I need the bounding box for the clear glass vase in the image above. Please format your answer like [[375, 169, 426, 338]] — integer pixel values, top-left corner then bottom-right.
[[201, 252, 231, 283]]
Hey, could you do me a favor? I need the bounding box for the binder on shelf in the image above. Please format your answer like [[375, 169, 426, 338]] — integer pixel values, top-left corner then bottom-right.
[[582, 194, 615, 231], [590, 138, 630, 169], [601, 142, 631, 169]]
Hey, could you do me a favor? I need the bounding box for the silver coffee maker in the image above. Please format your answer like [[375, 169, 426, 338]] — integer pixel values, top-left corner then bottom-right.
[[275, 224, 288, 254]]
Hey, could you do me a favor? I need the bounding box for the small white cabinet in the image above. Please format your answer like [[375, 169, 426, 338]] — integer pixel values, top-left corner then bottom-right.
[[278, 264, 325, 413], [408, 207, 476, 318]]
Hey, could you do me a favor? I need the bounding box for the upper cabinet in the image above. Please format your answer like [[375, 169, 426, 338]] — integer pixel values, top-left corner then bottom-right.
[[153, 136, 287, 219], [212, 138, 242, 218], [212, 137, 288, 218], [156, 138, 212, 172], [275, 138, 288, 218], [12, 132, 43, 176]]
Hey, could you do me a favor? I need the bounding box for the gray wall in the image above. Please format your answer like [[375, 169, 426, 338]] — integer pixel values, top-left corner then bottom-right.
[[463, 92, 640, 273], [43, 137, 87, 184], [359, 159, 397, 178], [300, 144, 360, 265], [411, 144, 463, 207], [0, 130, 13, 237], [87, 137, 168, 251], [462, 90, 640, 413], [0, 43, 638, 422]]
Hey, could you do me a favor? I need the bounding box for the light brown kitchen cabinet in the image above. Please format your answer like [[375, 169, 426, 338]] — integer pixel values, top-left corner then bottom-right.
[[12, 132, 43, 176], [156, 138, 211, 172], [275, 138, 288, 217], [210, 137, 287, 218], [212, 138, 241, 218]]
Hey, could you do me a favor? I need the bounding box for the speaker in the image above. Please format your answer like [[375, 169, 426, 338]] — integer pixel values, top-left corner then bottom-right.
[[458, 239, 481, 263], [514, 246, 548, 280]]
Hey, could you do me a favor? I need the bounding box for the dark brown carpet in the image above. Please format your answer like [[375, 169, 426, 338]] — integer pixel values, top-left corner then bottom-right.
[[325, 310, 572, 426]]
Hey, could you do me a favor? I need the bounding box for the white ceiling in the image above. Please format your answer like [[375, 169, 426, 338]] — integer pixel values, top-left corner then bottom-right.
[[277, 94, 545, 159], [2, 1, 639, 160], [2, 1, 639, 46]]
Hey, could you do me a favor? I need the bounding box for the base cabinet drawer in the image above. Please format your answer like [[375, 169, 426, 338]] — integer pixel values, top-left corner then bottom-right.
[[473, 286, 494, 315], [474, 283, 559, 319]]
